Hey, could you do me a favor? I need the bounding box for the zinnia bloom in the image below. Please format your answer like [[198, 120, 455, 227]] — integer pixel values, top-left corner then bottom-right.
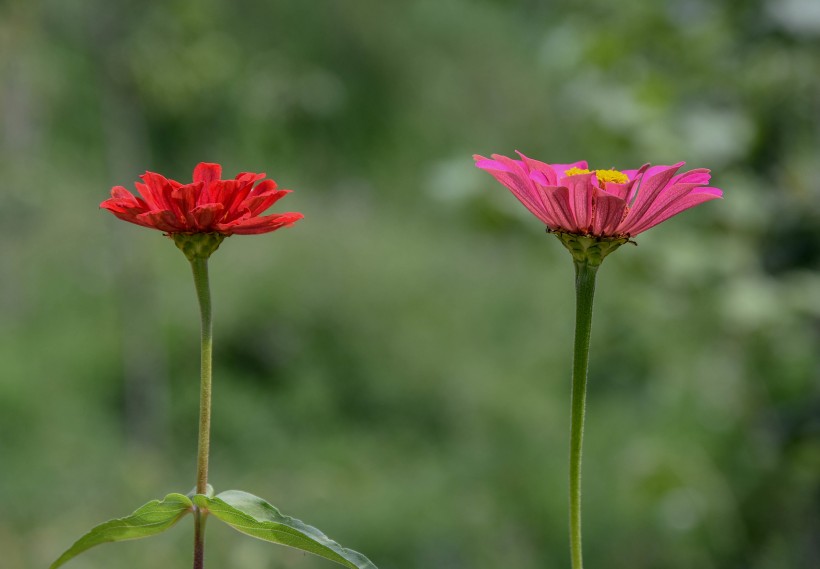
[[474, 152, 722, 238], [101, 162, 303, 235]]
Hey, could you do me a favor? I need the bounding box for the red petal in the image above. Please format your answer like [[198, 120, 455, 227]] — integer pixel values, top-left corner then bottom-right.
[[239, 186, 290, 217], [169, 182, 202, 227], [191, 203, 226, 230], [219, 212, 303, 235], [140, 172, 183, 218], [193, 163, 222, 185], [222, 177, 265, 220], [136, 210, 185, 232]]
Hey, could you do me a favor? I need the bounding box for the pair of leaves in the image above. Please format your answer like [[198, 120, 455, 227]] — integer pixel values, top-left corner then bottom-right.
[[51, 490, 376, 569]]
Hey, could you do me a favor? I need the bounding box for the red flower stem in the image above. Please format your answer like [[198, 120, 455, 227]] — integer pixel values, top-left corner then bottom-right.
[[569, 259, 598, 569], [189, 257, 213, 569], [193, 509, 206, 569]]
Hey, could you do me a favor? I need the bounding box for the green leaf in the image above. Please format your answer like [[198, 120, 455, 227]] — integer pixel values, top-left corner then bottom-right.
[[51, 493, 193, 569], [194, 490, 377, 569]]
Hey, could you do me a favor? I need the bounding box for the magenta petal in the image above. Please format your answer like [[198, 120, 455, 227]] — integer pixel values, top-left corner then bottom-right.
[[515, 151, 559, 186], [620, 163, 684, 230], [623, 190, 722, 235], [623, 182, 705, 233], [475, 152, 722, 238], [560, 173, 595, 233], [671, 168, 711, 185], [603, 181, 630, 201], [550, 161, 589, 178], [591, 190, 627, 236], [622, 164, 650, 203], [474, 157, 513, 172], [541, 186, 576, 232], [474, 154, 553, 225]]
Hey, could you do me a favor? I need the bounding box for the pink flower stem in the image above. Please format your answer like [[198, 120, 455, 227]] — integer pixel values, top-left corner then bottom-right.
[[189, 257, 213, 569], [569, 259, 598, 569]]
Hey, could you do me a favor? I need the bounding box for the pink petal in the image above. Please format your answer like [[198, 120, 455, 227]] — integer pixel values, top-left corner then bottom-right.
[[541, 186, 576, 232], [619, 163, 684, 231], [622, 164, 671, 184], [620, 164, 649, 202], [623, 189, 722, 235], [515, 151, 559, 186], [591, 189, 627, 236], [474, 154, 553, 225], [473, 156, 513, 172], [605, 164, 648, 201], [671, 168, 711, 185], [559, 173, 595, 233], [550, 161, 589, 178], [622, 180, 712, 234]]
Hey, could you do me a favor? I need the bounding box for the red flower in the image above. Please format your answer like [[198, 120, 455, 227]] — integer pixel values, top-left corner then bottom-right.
[[101, 163, 303, 235]]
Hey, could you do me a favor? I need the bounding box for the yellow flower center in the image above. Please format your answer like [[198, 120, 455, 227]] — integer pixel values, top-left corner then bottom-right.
[[564, 167, 628, 185]]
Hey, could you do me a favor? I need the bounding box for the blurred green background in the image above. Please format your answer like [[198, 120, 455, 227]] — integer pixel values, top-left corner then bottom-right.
[[1, 0, 819, 568]]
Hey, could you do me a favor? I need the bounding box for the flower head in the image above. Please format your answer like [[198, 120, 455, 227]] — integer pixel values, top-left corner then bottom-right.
[[474, 152, 722, 239], [101, 162, 304, 236]]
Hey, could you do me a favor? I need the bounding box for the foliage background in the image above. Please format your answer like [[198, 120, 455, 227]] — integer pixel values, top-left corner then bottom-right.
[[1, 1, 819, 568]]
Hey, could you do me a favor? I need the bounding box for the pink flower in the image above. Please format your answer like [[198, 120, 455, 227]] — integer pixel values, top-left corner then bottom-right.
[[474, 152, 722, 237], [101, 163, 303, 235]]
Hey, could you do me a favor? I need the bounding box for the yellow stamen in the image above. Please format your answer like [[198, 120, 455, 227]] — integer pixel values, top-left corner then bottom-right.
[[564, 167, 629, 185], [593, 169, 628, 185]]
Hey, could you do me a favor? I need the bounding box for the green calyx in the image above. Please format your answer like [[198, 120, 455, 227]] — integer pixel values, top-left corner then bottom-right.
[[552, 231, 631, 266], [173, 233, 226, 261]]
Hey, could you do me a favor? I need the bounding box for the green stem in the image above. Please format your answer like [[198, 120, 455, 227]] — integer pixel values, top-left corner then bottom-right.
[[569, 260, 598, 569], [189, 257, 213, 569]]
